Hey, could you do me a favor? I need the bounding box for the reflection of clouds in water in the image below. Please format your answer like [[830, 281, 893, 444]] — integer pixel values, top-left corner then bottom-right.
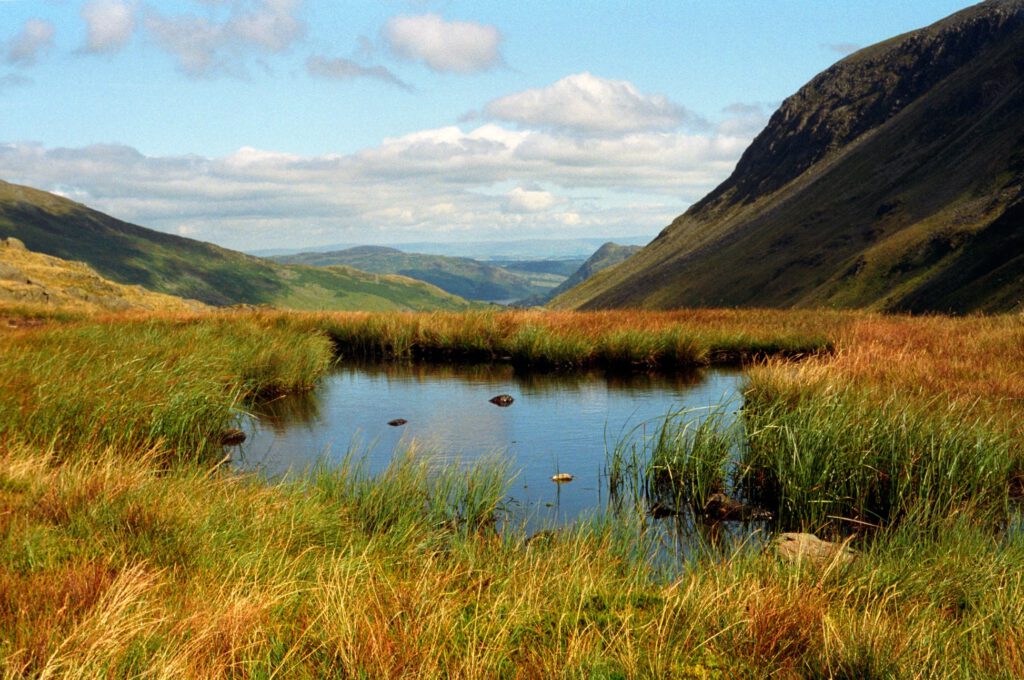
[[243, 362, 745, 530]]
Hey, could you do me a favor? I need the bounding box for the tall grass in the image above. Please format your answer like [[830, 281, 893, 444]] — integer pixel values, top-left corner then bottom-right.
[[0, 314, 332, 460], [3, 307, 1024, 676], [308, 308, 836, 369], [741, 387, 1015, 530]]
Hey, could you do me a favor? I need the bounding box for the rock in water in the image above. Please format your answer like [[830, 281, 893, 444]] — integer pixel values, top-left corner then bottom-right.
[[387, 418, 407, 426], [773, 532, 856, 566], [489, 394, 514, 407], [220, 428, 246, 446], [703, 493, 773, 521]]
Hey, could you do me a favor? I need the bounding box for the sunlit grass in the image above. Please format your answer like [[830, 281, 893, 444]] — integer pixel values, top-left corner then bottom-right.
[[1, 306, 1023, 676]]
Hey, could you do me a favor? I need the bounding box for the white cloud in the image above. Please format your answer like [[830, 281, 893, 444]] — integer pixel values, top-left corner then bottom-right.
[[5, 18, 55, 66], [505, 187, 556, 213], [306, 55, 411, 90], [0, 116, 754, 250], [384, 14, 501, 74], [81, 0, 135, 53], [484, 72, 705, 135], [145, 0, 304, 77]]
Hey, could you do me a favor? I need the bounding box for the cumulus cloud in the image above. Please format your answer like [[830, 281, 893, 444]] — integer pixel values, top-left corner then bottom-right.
[[306, 55, 411, 90], [145, 0, 304, 77], [484, 72, 706, 135], [5, 18, 55, 66], [0, 117, 753, 250], [81, 0, 135, 53], [504, 187, 556, 213], [384, 14, 501, 73]]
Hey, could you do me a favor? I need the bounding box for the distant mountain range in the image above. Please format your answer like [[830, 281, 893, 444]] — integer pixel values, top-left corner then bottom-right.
[[555, 0, 1024, 314], [253, 235, 652, 261], [271, 246, 568, 302], [0, 181, 473, 312]]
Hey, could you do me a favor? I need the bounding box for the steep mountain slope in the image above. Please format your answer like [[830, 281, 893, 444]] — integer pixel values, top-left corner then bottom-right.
[[520, 242, 640, 306], [0, 181, 472, 311], [0, 237, 206, 313], [555, 0, 1024, 314], [273, 246, 563, 301]]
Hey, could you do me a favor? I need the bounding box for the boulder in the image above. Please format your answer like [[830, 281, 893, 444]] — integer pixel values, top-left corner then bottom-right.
[[773, 532, 856, 566]]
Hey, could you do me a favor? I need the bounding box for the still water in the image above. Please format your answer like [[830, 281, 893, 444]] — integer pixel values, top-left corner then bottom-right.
[[237, 362, 745, 528]]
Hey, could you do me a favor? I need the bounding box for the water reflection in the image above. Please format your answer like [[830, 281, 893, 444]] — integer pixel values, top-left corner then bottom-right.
[[237, 361, 745, 534]]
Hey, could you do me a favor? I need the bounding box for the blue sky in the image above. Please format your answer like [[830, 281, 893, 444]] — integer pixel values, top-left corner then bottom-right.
[[0, 0, 978, 251]]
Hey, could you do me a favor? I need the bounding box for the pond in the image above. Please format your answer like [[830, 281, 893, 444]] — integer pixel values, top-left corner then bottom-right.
[[236, 362, 745, 532]]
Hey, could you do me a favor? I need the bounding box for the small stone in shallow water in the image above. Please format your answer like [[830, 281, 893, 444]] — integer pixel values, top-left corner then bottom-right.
[[489, 394, 514, 407], [551, 473, 574, 483], [387, 419, 407, 427], [220, 428, 246, 446]]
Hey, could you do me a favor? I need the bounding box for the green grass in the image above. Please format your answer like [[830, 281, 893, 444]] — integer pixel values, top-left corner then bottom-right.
[[0, 313, 333, 460], [0, 308, 1022, 676]]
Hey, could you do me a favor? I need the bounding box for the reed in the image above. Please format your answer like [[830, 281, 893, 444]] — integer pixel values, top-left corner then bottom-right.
[[2, 306, 1023, 676], [0, 314, 332, 460]]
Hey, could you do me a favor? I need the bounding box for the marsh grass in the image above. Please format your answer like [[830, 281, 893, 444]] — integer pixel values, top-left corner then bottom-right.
[[606, 409, 738, 518], [741, 388, 1015, 530], [2, 307, 1024, 676], [0, 314, 332, 460], [309, 308, 836, 369]]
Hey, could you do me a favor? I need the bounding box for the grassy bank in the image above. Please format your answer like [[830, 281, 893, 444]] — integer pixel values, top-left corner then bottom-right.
[[309, 308, 841, 368], [1, 306, 1022, 677]]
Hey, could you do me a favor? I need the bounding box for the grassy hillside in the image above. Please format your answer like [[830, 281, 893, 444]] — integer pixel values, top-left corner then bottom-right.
[[0, 237, 207, 313], [273, 246, 564, 301], [0, 181, 473, 312], [530, 242, 640, 307], [557, 1, 1024, 314]]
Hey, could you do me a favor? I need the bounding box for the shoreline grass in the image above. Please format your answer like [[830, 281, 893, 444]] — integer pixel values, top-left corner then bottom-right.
[[1, 305, 1023, 676]]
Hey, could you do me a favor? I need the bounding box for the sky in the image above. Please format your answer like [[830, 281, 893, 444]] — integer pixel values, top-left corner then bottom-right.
[[0, 0, 979, 253]]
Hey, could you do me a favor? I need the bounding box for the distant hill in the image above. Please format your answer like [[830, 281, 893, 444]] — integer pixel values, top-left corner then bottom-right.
[[521, 242, 640, 307], [254, 236, 652, 261], [0, 237, 206, 313], [272, 246, 565, 302], [556, 0, 1024, 314], [0, 181, 473, 312]]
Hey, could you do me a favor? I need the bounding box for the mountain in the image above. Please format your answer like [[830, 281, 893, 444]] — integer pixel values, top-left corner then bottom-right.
[[254, 236, 651, 261], [272, 246, 563, 302], [0, 237, 206, 313], [554, 0, 1024, 314], [0, 181, 472, 312], [519, 242, 640, 307]]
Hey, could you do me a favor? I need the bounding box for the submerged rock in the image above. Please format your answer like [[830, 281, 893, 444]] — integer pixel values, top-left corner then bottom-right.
[[387, 418, 408, 427], [773, 532, 856, 566], [551, 473, 574, 483], [220, 428, 246, 446], [703, 493, 773, 521], [489, 394, 514, 407]]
